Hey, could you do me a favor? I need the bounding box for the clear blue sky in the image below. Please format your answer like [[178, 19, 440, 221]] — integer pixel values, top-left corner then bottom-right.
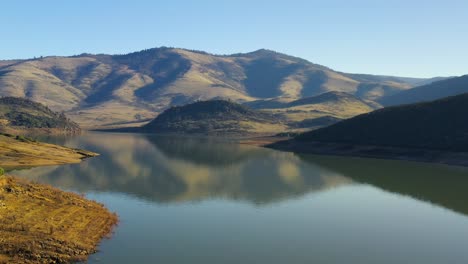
[[1, 0, 467, 77]]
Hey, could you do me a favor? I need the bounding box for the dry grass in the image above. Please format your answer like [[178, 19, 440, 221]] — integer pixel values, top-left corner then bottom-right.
[[0, 176, 118, 264], [262, 98, 375, 122], [0, 134, 97, 169], [0, 49, 418, 128]]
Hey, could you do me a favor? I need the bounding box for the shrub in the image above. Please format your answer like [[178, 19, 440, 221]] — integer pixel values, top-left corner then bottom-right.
[[16, 135, 27, 142]]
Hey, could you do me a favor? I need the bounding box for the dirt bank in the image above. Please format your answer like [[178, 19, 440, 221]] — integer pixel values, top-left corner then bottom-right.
[[0, 176, 118, 263]]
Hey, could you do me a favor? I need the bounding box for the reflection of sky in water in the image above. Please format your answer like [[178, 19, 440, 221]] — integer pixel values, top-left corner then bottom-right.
[[12, 133, 468, 264]]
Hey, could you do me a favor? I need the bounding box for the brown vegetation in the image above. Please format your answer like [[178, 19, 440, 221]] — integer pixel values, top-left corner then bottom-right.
[[0, 176, 118, 263], [0, 134, 97, 169], [0, 47, 425, 128]]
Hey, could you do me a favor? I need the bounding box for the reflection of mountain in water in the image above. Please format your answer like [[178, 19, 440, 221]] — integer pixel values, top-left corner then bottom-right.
[[299, 155, 468, 216], [12, 133, 351, 205], [143, 135, 267, 167]]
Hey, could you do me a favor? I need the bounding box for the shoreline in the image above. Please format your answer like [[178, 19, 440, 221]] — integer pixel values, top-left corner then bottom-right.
[[0, 134, 98, 170], [0, 134, 117, 263], [266, 139, 468, 168], [0, 176, 118, 263]]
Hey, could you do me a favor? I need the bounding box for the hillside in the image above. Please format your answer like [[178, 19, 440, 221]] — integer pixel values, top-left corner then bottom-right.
[[0, 47, 431, 128], [246, 91, 379, 125], [142, 100, 285, 135], [0, 134, 115, 264], [0, 97, 80, 134], [296, 93, 468, 151], [0, 133, 96, 168], [380, 75, 468, 106]]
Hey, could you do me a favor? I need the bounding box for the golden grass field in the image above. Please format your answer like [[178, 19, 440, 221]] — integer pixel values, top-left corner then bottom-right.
[[0, 134, 117, 263], [0, 176, 118, 263], [262, 97, 376, 122], [0, 134, 97, 169]]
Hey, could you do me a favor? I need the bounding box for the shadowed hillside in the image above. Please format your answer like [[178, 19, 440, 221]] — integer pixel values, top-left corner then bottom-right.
[[297, 93, 468, 151], [142, 100, 285, 135], [0, 47, 432, 128]]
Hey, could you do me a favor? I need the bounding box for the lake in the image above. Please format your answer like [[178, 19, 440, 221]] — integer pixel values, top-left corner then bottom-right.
[[11, 132, 468, 264]]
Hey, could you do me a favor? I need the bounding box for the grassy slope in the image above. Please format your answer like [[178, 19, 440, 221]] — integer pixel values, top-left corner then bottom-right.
[[0, 132, 115, 263], [0, 176, 118, 264], [247, 91, 379, 123], [0, 134, 97, 169], [297, 93, 468, 151], [142, 100, 287, 135], [0, 48, 425, 128]]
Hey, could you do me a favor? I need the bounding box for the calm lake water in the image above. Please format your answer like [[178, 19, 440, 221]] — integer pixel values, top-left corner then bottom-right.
[[11, 132, 468, 264]]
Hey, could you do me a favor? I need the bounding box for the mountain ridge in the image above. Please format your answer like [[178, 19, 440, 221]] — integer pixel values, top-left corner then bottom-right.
[[0, 47, 439, 128], [380, 75, 468, 106]]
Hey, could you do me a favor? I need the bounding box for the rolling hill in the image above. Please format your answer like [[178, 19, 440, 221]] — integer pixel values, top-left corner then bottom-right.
[[296, 93, 468, 151], [0, 47, 433, 128], [245, 91, 380, 125], [0, 97, 80, 134], [141, 100, 285, 135], [380, 75, 468, 106], [134, 91, 380, 135]]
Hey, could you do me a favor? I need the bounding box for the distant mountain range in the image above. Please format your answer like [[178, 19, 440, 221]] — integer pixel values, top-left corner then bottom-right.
[[0, 47, 449, 128], [380, 75, 468, 106]]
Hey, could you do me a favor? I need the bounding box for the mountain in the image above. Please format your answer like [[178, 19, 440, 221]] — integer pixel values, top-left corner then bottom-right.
[[141, 100, 285, 135], [0, 97, 80, 134], [380, 75, 468, 106], [296, 93, 468, 151], [137, 91, 379, 135], [0, 47, 431, 128]]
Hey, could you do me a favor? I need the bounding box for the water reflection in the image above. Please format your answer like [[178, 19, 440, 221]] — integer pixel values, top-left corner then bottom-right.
[[12, 133, 351, 205], [299, 155, 468, 216], [11, 133, 468, 264], [13, 133, 468, 216]]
